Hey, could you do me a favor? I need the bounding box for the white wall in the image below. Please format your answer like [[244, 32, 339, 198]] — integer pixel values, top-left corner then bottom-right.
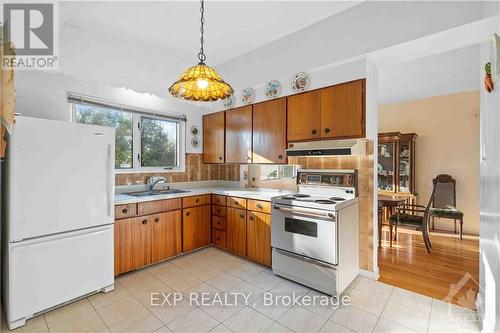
[[14, 71, 210, 153], [379, 91, 480, 235]]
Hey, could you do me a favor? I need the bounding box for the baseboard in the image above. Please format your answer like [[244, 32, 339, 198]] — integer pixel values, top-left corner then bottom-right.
[[359, 268, 380, 280]]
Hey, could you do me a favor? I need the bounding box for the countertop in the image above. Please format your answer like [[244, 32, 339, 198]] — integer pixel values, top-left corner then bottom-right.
[[115, 186, 292, 205]]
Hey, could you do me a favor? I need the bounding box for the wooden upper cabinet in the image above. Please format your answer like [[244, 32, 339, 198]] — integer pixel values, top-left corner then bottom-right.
[[320, 79, 365, 139], [183, 205, 211, 252], [226, 207, 247, 257], [203, 111, 225, 163], [151, 210, 182, 262], [287, 90, 321, 142], [252, 99, 287, 163], [225, 106, 253, 164]]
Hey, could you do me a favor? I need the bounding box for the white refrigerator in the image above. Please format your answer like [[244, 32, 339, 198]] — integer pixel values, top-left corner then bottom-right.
[[3, 116, 115, 329]]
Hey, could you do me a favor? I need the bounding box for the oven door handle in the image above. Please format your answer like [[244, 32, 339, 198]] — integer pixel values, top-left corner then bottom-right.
[[273, 204, 336, 220]]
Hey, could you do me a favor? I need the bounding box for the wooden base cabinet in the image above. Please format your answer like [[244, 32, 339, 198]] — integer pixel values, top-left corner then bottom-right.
[[114, 210, 182, 276], [247, 211, 271, 266], [152, 211, 182, 262], [226, 207, 247, 257], [183, 205, 211, 252]]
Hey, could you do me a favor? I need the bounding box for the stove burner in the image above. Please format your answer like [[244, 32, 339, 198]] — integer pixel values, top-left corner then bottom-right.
[[329, 197, 346, 201], [314, 199, 336, 204], [292, 194, 311, 198]]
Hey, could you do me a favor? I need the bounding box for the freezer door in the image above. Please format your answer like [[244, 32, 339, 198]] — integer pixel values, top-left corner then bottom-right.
[[5, 226, 114, 325], [8, 117, 115, 241]]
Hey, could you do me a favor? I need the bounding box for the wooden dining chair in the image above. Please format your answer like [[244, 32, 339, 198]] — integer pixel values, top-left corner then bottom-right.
[[429, 174, 464, 239], [389, 183, 436, 253]]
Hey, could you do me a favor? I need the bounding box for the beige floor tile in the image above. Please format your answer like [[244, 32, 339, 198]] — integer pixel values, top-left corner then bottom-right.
[[227, 262, 264, 281], [250, 291, 293, 320], [160, 270, 203, 292], [318, 320, 354, 333], [153, 326, 173, 333], [88, 282, 131, 310], [330, 305, 378, 333], [1, 314, 48, 333], [210, 324, 234, 333], [427, 315, 480, 333], [117, 270, 161, 294], [206, 273, 244, 292], [299, 289, 339, 319], [223, 307, 274, 333], [47, 311, 109, 333], [166, 308, 219, 333], [381, 301, 429, 332], [147, 262, 185, 281], [430, 299, 479, 328], [348, 289, 387, 316], [278, 306, 327, 333], [373, 318, 416, 333], [147, 296, 197, 325], [182, 263, 225, 281], [262, 322, 294, 333], [353, 278, 393, 299], [229, 282, 266, 306], [169, 253, 204, 269], [95, 295, 163, 333], [246, 271, 284, 291], [200, 293, 245, 322], [389, 288, 432, 314]]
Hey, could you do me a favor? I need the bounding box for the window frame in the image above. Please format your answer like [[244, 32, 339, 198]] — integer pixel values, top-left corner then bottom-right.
[[70, 102, 186, 174]]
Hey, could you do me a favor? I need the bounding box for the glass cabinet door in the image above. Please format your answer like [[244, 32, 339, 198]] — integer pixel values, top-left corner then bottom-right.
[[378, 142, 395, 192], [398, 140, 411, 193]]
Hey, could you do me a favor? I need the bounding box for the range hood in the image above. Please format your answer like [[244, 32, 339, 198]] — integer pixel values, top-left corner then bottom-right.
[[286, 139, 367, 157]]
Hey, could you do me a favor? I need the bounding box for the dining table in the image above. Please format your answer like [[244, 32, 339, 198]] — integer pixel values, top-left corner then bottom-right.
[[378, 194, 406, 247]]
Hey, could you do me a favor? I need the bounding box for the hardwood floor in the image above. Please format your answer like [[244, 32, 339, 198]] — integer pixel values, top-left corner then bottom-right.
[[378, 228, 479, 309]]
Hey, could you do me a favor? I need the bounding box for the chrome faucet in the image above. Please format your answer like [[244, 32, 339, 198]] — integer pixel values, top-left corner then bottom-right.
[[148, 176, 168, 191]]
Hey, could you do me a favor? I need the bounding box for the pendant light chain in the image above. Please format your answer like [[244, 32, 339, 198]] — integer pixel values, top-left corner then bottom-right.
[[198, 0, 206, 63]]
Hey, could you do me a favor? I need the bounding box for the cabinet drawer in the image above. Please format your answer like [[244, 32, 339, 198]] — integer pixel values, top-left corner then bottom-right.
[[182, 195, 211, 208], [115, 203, 137, 219], [138, 198, 182, 216], [227, 197, 247, 209], [212, 205, 226, 218], [212, 216, 227, 231], [212, 194, 226, 206], [212, 230, 226, 249], [247, 199, 271, 214]]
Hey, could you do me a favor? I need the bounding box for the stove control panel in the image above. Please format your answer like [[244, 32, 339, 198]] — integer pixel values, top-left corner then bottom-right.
[[297, 171, 356, 188]]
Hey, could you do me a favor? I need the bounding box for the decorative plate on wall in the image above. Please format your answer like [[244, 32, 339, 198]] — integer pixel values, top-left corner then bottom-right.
[[191, 137, 200, 148], [265, 80, 281, 99], [190, 125, 200, 136], [291, 72, 310, 93], [241, 87, 254, 105], [223, 94, 235, 109]]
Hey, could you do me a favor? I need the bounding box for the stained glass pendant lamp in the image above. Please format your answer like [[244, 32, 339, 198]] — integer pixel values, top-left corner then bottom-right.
[[169, 0, 234, 102]]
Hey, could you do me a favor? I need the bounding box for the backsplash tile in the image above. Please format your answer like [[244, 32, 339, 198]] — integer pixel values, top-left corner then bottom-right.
[[115, 153, 240, 185]]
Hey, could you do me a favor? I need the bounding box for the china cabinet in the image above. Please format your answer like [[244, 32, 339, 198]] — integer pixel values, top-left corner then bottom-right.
[[378, 132, 417, 195]]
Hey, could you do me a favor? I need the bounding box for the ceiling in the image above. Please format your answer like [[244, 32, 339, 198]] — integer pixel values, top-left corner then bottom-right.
[[60, 1, 362, 67], [378, 45, 480, 105]]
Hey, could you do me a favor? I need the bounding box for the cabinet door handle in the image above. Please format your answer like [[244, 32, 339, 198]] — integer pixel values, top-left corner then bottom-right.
[[154, 218, 159, 223], [324, 128, 330, 133], [186, 212, 190, 217], [311, 129, 317, 135], [240, 214, 244, 218], [217, 237, 221, 241], [249, 215, 254, 221], [278, 155, 283, 160], [142, 219, 147, 225], [219, 156, 223, 160], [121, 208, 128, 214], [256, 204, 263, 209], [195, 198, 199, 203]]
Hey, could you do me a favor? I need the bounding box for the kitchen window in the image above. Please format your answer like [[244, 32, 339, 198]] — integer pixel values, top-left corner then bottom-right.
[[259, 165, 298, 181], [69, 94, 185, 173]]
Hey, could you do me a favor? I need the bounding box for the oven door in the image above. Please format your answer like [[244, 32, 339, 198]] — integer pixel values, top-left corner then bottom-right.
[[271, 203, 338, 265]]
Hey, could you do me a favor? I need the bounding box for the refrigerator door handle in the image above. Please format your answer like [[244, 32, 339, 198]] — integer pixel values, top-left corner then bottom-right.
[[106, 144, 113, 217]]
